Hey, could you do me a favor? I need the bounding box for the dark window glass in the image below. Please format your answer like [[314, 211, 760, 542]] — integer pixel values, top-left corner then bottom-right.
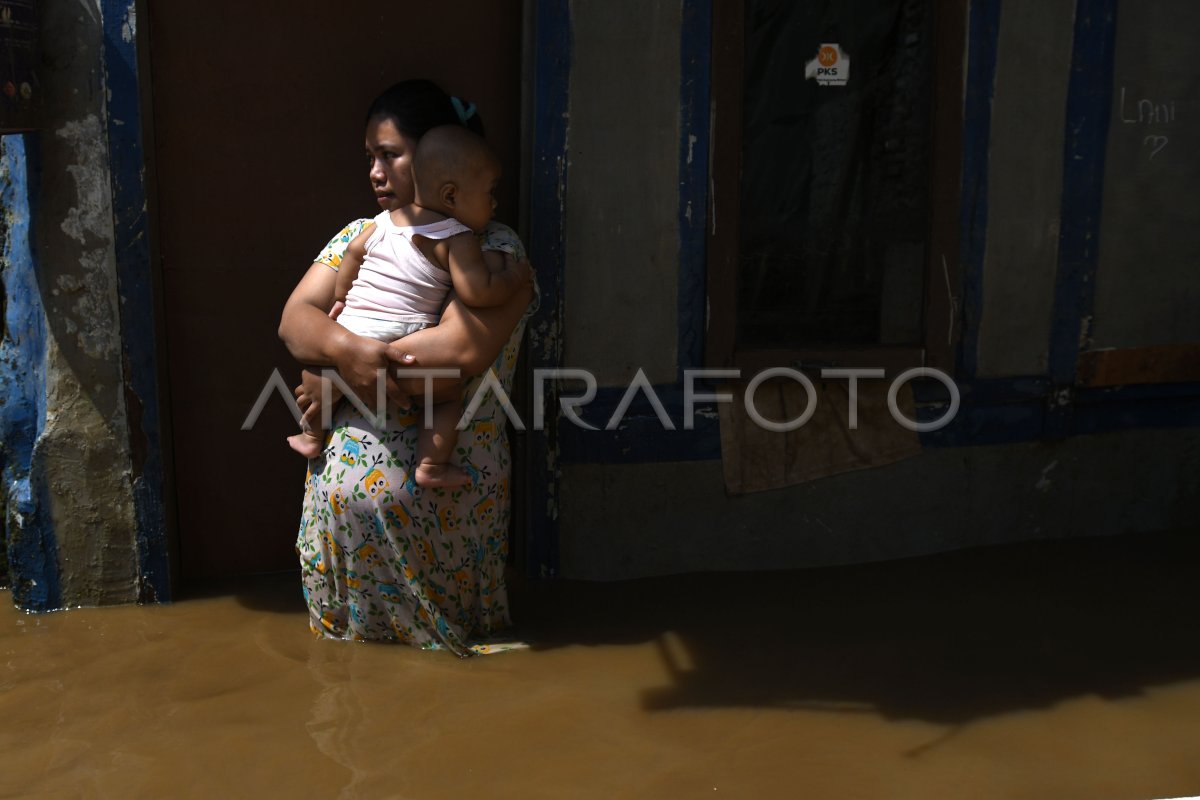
[[739, 0, 935, 346]]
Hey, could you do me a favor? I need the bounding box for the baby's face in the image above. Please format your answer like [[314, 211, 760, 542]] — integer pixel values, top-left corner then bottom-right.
[[453, 158, 500, 233]]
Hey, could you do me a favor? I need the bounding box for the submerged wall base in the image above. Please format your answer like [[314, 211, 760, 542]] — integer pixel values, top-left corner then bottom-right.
[[559, 428, 1200, 580]]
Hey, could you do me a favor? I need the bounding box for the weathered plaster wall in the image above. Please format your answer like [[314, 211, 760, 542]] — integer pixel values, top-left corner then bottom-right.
[[559, 429, 1200, 579], [1092, 0, 1200, 348], [975, 0, 1075, 378], [14, 0, 140, 607], [562, 0, 681, 387]]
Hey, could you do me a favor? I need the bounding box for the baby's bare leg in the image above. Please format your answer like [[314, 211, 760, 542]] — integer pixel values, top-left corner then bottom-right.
[[414, 392, 471, 489], [287, 367, 344, 458]]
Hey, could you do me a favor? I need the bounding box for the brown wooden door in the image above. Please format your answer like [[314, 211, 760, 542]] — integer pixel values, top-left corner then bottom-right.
[[147, 1, 524, 582]]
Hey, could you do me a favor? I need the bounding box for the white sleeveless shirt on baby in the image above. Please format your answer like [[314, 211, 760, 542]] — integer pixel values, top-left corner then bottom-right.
[[340, 211, 471, 326]]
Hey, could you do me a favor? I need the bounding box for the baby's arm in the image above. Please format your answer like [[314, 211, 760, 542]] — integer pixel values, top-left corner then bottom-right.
[[332, 224, 374, 308], [443, 232, 528, 308]]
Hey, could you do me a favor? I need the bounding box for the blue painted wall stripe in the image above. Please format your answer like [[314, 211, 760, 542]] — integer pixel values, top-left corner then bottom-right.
[[677, 0, 712, 375], [557, 385, 721, 464], [957, 0, 1002, 380], [1049, 0, 1119, 386], [1, 134, 61, 610], [554, 377, 1200, 464], [526, 0, 572, 578], [101, 0, 172, 602]]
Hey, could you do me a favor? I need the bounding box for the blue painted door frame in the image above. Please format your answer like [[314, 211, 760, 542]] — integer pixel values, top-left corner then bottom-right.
[[102, 0, 172, 602]]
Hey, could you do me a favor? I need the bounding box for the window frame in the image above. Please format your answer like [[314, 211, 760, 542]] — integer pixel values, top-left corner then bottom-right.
[[706, 0, 965, 373]]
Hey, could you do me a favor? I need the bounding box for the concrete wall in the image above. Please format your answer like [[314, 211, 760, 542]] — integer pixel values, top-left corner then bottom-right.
[[562, 0, 681, 387], [0, 0, 141, 608], [1092, 0, 1200, 348], [561, 429, 1200, 579], [975, 0, 1075, 378]]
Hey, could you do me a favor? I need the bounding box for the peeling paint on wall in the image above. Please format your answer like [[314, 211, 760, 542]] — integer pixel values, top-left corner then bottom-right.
[[121, 0, 135, 43], [55, 117, 108, 242], [53, 114, 121, 361]]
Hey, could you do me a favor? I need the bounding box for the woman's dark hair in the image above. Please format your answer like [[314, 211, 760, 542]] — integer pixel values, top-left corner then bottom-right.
[[365, 79, 486, 140]]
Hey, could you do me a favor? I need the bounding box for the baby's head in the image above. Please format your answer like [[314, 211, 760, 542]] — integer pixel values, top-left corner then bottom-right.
[[412, 125, 501, 232]]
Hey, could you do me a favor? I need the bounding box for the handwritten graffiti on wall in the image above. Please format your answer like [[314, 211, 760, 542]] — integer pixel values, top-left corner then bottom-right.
[[1117, 86, 1176, 160]]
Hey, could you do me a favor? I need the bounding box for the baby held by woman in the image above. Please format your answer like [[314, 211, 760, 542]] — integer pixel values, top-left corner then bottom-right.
[[288, 125, 526, 489]]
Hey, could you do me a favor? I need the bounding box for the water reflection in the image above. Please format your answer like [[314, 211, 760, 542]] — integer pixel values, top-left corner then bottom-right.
[[2, 532, 1199, 798]]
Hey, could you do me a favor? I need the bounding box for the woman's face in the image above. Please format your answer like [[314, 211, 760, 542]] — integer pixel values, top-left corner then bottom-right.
[[365, 117, 418, 211]]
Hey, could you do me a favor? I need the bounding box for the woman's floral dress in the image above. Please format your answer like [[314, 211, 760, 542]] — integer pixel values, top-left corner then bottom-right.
[[296, 220, 534, 656]]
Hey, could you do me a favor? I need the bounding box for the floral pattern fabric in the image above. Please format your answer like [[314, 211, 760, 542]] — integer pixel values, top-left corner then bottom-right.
[[296, 221, 534, 656], [314, 219, 372, 270]]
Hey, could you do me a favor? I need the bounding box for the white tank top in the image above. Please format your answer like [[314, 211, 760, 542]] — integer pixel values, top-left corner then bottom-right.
[[341, 211, 471, 325]]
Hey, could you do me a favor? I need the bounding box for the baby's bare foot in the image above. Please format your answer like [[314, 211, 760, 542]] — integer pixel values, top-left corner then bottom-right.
[[287, 431, 324, 459], [415, 462, 472, 489]]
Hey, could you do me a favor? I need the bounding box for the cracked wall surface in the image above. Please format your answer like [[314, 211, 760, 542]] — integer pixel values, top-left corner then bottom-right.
[[3, 0, 141, 608]]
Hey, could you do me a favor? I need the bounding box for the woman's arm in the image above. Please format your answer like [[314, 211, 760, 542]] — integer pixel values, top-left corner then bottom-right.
[[388, 266, 534, 395], [282, 211, 533, 404], [280, 255, 531, 407], [279, 261, 398, 400]]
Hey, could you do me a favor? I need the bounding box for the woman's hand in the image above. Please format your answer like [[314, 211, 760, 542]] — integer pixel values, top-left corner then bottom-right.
[[293, 333, 397, 427], [483, 251, 534, 287], [294, 368, 326, 433], [504, 252, 534, 287], [329, 328, 401, 406]]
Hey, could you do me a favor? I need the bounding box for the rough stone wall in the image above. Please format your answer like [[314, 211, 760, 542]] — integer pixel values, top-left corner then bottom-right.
[[16, 0, 139, 607]]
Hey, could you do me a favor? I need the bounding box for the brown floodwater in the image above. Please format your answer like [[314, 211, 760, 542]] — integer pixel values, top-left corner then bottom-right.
[[3, 531, 1200, 799]]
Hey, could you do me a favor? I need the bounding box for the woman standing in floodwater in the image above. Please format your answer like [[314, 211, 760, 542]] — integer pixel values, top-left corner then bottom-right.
[[278, 80, 537, 655]]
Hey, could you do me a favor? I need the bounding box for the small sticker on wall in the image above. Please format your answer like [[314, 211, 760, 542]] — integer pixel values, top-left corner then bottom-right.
[[805, 43, 850, 86]]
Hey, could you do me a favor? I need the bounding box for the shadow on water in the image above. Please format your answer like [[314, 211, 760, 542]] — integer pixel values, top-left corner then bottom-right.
[[510, 530, 1200, 726], [181, 570, 306, 614], [190, 529, 1200, 731]]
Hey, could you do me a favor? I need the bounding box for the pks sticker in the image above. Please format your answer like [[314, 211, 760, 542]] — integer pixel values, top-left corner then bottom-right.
[[805, 43, 850, 86]]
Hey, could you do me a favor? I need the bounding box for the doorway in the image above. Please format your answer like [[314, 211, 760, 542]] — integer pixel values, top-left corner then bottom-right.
[[146, 1, 525, 582]]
